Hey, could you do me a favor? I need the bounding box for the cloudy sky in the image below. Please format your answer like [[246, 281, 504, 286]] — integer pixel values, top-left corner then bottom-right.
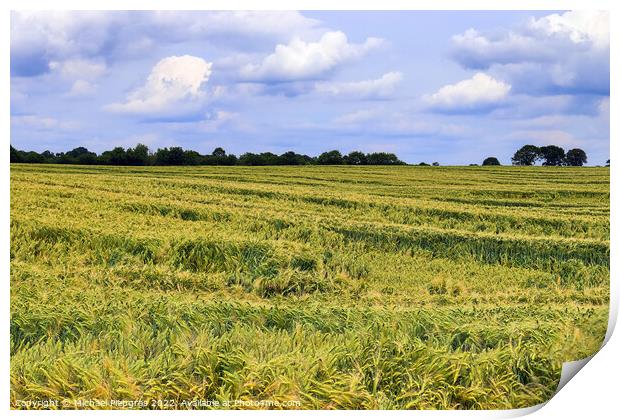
[[10, 10, 609, 165]]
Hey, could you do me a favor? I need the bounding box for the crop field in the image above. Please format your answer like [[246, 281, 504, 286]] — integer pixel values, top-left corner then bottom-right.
[[10, 163, 609, 409]]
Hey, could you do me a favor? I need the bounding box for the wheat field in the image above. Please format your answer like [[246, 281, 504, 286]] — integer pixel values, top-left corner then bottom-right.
[[10, 163, 609, 409]]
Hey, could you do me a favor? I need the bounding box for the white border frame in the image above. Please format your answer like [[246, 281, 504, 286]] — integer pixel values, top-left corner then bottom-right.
[[2, 1, 616, 418]]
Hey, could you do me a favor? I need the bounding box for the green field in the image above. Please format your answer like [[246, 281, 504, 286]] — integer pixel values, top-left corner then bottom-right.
[[10, 164, 609, 409]]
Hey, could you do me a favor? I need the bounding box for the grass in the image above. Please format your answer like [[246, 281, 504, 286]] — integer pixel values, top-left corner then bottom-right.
[[10, 164, 609, 409]]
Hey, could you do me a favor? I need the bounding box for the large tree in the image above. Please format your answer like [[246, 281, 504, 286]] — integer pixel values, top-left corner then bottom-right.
[[564, 148, 588, 166], [539, 145, 566, 166], [511, 145, 540, 166]]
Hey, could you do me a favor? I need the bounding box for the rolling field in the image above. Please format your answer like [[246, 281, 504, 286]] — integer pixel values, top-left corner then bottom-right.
[[10, 163, 609, 409]]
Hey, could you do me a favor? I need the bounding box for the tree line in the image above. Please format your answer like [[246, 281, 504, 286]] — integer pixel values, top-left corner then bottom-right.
[[10, 143, 598, 167], [510, 145, 588, 166], [9, 145, 405, 166], [476, 146, 591, 167]]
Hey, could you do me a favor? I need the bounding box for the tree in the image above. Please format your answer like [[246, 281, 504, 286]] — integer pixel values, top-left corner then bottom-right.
[[205, 147, 237, 165], [126, 143, 150, 165], [212, 147, 226, 158], [154, 147, 185, 165], [167, 147, 186, 165], [432, 162, 439, 167], [10, 146, 22, 163], [100, 147, 129, 165], [367, 152, 403, 165], [539, 145, 565, 166], [317, 150, 344, 165], [511, 145, 540, 166], [66, 147, 97, 164], [41, 150, 55, 163], [564, 149, 587, 166], [419, 162, 430, 166], [23, 151, 44, 163], [606, 159, 610, 167], [262, 152, 278, 165], [344, 151, 368, 165], [279, 151, 307, 165], [238, 153, 263, 166], [221, 154, 238, 166], [482, 157, 501, 166], [183, 150, 202, 165]]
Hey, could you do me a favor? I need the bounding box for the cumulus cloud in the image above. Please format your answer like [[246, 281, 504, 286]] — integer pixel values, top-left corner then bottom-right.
[[529, 11, 609, 48], [10, 11, 322, 77], [450, 11, 609, 96], [424, 73, 511, 113], [10, 11, 121, 76], [240, 31, 383, 82], [105, 55, 212, 115], [315, 72, 403, 99]]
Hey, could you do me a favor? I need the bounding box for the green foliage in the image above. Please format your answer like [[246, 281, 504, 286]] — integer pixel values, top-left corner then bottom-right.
[[317, 150, 344, 165], [10, 145, 404, 167], [565, 149, 588, 166], [511, 145, 588, 167], [482, 157, 501, 166], [511, 145, 540, 166], [539, 146, 566, 166]]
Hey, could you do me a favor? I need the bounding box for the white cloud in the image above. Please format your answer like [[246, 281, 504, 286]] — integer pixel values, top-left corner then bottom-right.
[[11, 115, 79, 131], [47, 58, 106, 97], [240, 31, 383, 82], [528, 11, 609, 48], [148, 11, 322, 43], [315, 72, 403, 99], [424, 73, 511, 112], [49, 58, 107, 80], [67, 80, 98, 97], [10, 11, 323, 77], [450, 11, 609, 96], [105, 55, 212, 115]]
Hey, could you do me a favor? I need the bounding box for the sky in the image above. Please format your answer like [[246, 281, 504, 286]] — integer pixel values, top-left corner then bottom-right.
[[10, 10, 610, 165]]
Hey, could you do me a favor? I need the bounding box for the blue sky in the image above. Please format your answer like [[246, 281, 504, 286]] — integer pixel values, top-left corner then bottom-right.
[[10, 10, 609, 165]]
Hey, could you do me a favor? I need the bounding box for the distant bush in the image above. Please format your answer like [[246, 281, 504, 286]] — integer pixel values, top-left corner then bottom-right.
[[482, 157, 501, 166]]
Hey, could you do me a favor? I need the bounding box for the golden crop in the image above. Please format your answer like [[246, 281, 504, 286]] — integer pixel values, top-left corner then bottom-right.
[[10, 164, 609, 409]]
